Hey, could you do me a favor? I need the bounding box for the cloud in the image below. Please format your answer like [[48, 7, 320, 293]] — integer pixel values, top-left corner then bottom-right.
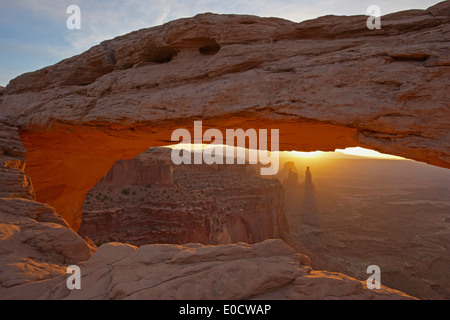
[[5, 0, 443, 52]]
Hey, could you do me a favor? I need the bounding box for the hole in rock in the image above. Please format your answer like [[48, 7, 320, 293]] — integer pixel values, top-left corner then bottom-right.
[[21, 118, 359, 231], [142, 46, 176, 64], [389, 53, 430, 62], [239, 20, 257, 25], [171, 37, 221, 55], [199, 40, 221, 55]]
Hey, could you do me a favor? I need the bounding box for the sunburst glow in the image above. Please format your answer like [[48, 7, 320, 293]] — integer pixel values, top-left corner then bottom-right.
[[335, 147, 406, 159]]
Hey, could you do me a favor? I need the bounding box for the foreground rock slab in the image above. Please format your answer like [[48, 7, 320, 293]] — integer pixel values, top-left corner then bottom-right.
[[31, 239, 413, 300]]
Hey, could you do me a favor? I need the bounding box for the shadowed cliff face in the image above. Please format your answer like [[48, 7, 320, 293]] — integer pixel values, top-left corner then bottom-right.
[[78, 148, 287, 246], [98, 148, 174, 187]]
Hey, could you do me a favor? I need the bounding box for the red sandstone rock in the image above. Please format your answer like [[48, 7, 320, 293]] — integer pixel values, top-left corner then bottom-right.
[[78, 147, 287, 246], [0, 123, 95, 297], [35, 239, 414, 300], [99, 148, 174, 187]]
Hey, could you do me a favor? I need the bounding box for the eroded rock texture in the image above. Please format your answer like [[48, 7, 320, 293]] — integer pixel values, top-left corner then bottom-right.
[[78, 148, 286, 246], [0, 122, 94, 298], [98, 148, 174, 187], [40, 240, 414, 300]]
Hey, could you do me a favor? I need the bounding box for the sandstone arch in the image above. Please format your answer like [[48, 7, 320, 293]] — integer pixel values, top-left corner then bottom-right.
[[1, 2, 449, 231]]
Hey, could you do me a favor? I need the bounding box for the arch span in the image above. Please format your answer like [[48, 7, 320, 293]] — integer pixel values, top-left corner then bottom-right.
[[0, 3, 448, 229]]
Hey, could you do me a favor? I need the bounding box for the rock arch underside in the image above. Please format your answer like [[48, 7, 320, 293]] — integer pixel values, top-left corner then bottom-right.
[[0, 1, 449, 300]]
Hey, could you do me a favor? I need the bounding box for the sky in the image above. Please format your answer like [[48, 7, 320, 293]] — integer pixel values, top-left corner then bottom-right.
[[0, 0, 443, 87], [170, 144, 406, 160], [295, 147, 406, 159]]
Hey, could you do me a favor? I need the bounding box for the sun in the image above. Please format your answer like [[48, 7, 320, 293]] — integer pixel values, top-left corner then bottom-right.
[[167, 145, 407, 160], [289, 147, 407, 160], [289, 151, 325, 158]]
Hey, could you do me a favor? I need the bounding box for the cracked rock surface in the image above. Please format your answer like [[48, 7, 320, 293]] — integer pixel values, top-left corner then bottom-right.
[[40, 240, 414, 300]]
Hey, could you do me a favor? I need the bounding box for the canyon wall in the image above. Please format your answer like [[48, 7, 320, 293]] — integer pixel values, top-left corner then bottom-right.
[[78, 148, 286, 246], [99, 148, 174, 186], [0, 122, 95, 298]]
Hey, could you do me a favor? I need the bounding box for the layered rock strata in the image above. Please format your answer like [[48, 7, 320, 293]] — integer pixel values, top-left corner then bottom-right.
[[0, 122, 94, 298], [78, 148, 286, 246]]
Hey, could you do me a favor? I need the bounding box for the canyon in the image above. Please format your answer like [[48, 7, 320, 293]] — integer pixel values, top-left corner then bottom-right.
[[0, 1, 449, 299], [78, 147, 287, 246], [279, 156, 450, 300]]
